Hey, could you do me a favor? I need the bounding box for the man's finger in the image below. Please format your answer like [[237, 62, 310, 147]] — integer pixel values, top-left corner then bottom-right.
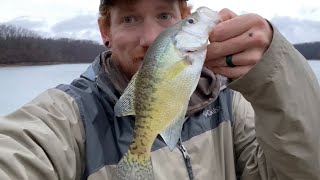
[[209, 8, 237, 42], [206, 28, 256, 60], [211, 65, 254, 79], [218, 8, 237, 21], [205, 48, 263, 67], [211, 14, 262, 42]]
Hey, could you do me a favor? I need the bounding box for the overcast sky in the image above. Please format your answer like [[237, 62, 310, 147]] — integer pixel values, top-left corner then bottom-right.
[[1, 0, 320, 44]]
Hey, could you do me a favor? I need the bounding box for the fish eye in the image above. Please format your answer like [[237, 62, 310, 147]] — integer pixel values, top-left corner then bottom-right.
[[187, 18, 195, 24]]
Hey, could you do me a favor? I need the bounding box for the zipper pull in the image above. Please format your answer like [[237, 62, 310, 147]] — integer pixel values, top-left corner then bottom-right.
[[178, 137, 194, 180], [179, 139, 190, 160]]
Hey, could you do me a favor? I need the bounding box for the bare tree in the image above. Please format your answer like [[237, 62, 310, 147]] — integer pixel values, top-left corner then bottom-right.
[[0, 24, 106, 64]]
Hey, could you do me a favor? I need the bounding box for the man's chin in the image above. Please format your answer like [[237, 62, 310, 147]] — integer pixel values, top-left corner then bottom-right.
[[129, 63, 142, 78], [133, 57, 144, 64]]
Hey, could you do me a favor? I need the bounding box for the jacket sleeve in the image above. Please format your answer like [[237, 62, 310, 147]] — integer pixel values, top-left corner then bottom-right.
[[0, 88, 85, 180], [229, 26, 320, 180]]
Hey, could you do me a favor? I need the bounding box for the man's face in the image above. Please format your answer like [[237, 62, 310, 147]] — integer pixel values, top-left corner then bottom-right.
[[107, 0, 183, 80]]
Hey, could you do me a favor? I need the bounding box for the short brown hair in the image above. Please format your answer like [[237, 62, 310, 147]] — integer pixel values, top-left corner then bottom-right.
[[99, 0, 191, 28]]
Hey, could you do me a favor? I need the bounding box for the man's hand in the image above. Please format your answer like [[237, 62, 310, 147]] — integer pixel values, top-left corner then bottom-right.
[[205, 8, 273, 79]]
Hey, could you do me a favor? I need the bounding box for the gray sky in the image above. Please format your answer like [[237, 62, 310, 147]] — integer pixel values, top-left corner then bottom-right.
[[1, 0, 320, 44]]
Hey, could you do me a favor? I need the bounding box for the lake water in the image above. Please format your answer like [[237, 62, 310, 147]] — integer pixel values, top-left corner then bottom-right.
[[0, 61, 319, 116]]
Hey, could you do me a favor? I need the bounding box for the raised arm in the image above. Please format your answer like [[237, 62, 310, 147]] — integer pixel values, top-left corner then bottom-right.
[[230, 25, 320, 179]]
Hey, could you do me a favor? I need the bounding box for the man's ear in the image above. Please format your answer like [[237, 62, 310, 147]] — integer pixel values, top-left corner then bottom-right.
[[98, 17, 110, 47]]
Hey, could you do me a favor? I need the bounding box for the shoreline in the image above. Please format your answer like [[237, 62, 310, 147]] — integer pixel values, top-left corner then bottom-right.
[[0, 62, 90, 67]]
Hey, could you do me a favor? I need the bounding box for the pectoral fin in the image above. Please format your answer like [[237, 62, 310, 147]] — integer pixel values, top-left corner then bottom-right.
[[160, 110, 188, 151], [114, 72, 138, 117], [164, 57, 191, 80]]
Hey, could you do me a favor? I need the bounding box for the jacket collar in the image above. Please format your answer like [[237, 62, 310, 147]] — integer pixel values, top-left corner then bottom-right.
[[80, 51, 120, 104]]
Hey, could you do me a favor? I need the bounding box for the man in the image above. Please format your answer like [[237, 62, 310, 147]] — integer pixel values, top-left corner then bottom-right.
[[0, 0, 319, 180]]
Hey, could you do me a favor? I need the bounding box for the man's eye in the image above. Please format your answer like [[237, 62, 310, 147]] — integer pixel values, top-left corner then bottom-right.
[[123, 16, 135, 24], [159, 13, 172, 20]]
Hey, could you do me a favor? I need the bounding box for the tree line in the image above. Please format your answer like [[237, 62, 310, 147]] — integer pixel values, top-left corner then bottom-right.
[[0, 24, 319, 65], [293, 42, 320, 60], [0, 24, 106, 65]]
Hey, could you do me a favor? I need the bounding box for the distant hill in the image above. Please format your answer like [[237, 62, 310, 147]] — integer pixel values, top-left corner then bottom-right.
[[293, 42, 320, 60], [0, 24, 105, 65], [0, 24, 319, 65]]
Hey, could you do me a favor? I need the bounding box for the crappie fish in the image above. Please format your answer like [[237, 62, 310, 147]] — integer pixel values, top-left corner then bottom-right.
[[113, 6, 220, 180]]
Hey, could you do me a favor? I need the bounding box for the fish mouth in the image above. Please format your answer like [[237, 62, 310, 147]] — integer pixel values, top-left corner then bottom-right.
[[197, 7, 221, 24], [197, 7, 218, 19]]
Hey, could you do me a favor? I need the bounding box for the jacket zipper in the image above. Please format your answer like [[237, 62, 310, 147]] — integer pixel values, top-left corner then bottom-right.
[[178, 137, 194, 180]]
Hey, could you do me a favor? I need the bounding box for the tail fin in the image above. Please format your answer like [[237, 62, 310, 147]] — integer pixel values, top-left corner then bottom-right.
[[112, 153, 154, 180]]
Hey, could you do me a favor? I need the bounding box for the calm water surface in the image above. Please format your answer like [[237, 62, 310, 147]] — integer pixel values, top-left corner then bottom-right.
[[0, 64, 90, 115], [0, 61, 319, 116]]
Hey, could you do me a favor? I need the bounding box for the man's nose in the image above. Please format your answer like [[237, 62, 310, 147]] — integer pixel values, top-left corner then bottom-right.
[[139, 21, 163, 48]]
